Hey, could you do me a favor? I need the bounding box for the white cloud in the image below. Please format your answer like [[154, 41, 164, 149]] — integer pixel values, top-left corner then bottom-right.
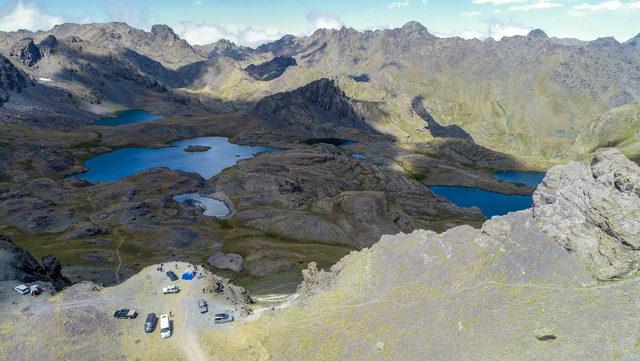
[[388, 0, 411, 9], [442, 18, 530, 40], [510, 1, 563, 11], [0, 1, 64, 32], [569, 0, 640, 16], [461, 10, 482, 16], [179, 22, 284, 47], [306, 11, 344, 30], [485, 19, 531, 39], [104, 0, 150, 29]]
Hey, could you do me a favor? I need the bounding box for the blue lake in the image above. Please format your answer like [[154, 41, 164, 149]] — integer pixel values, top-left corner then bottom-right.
[[493, 171, 546, 186], [351, 153, 366, 159], [95, 109, 162, 126], [77, 137, 274, 182], [431, 171, 546, 218]]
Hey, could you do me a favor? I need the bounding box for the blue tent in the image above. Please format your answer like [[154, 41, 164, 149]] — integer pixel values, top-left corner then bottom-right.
[[182, 269, 195, 280]]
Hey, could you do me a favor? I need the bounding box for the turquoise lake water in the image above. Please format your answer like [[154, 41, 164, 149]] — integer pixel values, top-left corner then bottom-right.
[[95, 109, 162, 126], [430, 171, 546, 218], [77, 137, 274, 182], [493, 171, 546, 186]]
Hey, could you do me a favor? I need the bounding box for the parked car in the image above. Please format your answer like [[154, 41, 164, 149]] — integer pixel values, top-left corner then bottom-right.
[[160, 314, 172, 339], [14, 285, 29, 295], [162, 285, 179, 294], [166, 271, 178, 281], [197, 299, 208, 314], [29, 285, 42, 296], [144, 313, 157, 333], [214, 313, 233, 324], [113, 309, 138, 319]]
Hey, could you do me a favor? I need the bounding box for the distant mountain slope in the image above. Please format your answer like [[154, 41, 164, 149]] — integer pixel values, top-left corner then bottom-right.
[[254, 23, 640, 160], [43, 22, 205, 69]]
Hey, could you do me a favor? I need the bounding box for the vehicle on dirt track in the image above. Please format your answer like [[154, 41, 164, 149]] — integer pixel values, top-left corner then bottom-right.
[[214, 313, 233, 324], [14, 285, 29, 295], [166, 271, 178, 281], [160, 314, 172, 339], [162, 285, 179, 294], [114, 309, 138, 319], [29, 285, 42, 296], [144, 313, 157, 333], [198, 299, 208, 314]]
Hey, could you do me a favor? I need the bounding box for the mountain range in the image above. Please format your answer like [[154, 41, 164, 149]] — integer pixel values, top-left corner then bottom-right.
[[0, 21, 639, 163]]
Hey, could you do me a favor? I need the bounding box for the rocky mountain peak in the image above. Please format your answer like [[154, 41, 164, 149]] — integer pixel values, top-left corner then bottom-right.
[[151, 24, 179, 40], [527, 29, 548, 39], [626, 33, 640, 47], [39, 34, 58, 48], [533, 148, 640, 280], [252, 78, 367, 136], [401, 21, 428, 33], [589, 36, 620, 48]]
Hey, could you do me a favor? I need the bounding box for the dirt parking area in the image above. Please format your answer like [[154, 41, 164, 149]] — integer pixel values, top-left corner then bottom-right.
[[0, 262, 239, 361]]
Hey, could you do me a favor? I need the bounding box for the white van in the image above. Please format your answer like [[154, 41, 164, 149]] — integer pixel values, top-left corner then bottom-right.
[[160, 314, 172, 339]]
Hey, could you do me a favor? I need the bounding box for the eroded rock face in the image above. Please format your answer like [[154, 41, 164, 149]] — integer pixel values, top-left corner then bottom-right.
[[0, 234, 47, 282], [42, 254, 72, 291], [297, 261, 342, 297], [533, 148, 640, 280], [9, 38, 41, 67], [0, 54, 27, 105], [252, 78, 368, 137]]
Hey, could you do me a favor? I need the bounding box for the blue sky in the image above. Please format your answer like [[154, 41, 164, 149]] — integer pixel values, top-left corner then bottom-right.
[[0, 0, 639, 47]]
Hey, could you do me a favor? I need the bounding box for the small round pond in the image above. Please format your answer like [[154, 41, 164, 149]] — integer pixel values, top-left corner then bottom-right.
[[173, 193, 230, 217]]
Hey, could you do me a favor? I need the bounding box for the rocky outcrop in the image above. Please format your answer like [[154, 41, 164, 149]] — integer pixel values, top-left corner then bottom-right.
[[42, 254, 72, 291], [252, 78, 370, 138], [0, 54, 27, 105], [206, 274, 253, 305], [0, 234, 47, 282], [533, 148, 640, 280], [244, 56, 297, 81], [0, 234, 71, 290], [296, 261, 341, 297], [9, 37, 41, 67]]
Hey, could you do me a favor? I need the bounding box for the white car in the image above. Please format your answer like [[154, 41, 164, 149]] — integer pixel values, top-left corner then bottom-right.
[[162, 285, 179, 294], [160, 314, 172, 339], [14, 285, 29, 295]]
